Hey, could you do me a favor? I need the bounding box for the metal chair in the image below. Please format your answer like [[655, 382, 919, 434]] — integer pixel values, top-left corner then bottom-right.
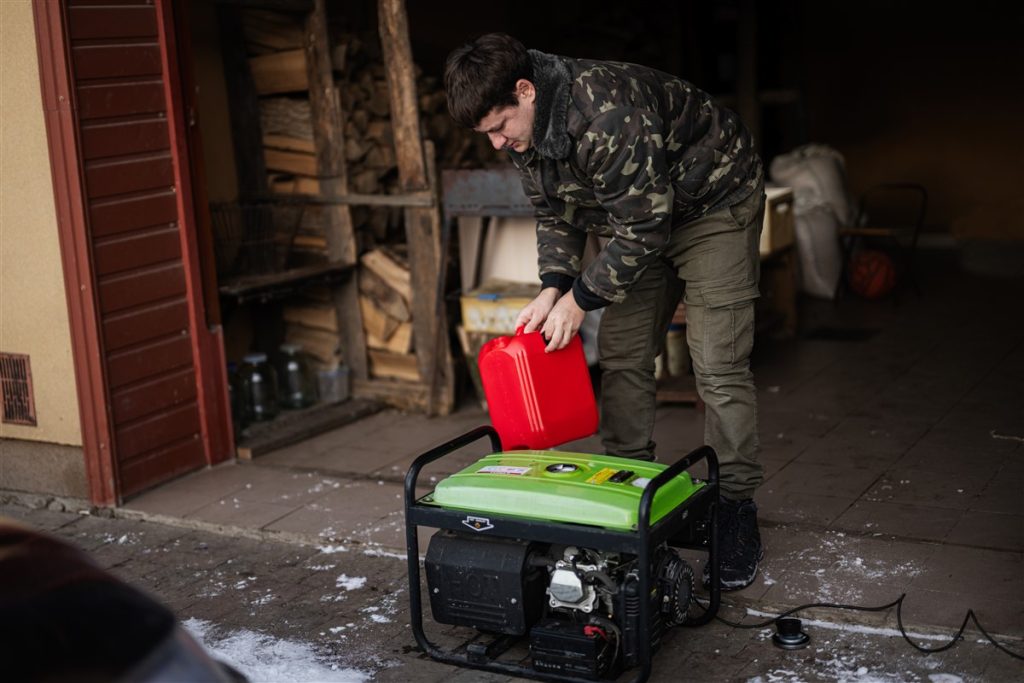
[[835, 182, 928, 301]]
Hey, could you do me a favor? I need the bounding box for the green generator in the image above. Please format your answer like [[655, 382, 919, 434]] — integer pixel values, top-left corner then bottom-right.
[[404, 426, 721, 682]]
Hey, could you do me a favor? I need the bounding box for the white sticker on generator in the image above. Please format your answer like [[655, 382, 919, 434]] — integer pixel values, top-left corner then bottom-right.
[[477, 465, 532, 475]]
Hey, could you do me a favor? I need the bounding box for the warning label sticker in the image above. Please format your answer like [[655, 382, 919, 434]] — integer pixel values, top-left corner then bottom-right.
[[586, 468, 617, 485], [477, 465, 531, 475]]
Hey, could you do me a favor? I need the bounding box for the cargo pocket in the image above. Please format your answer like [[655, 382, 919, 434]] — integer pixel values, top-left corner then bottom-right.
[[727, 190, 765, 231], [698, 282, 759, 371]]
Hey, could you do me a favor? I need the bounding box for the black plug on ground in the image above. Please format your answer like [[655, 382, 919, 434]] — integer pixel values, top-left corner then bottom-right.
[[772, 617, 810, 650]]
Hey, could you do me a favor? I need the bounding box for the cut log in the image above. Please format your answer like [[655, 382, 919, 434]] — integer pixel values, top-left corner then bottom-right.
[[365, 143, 396, 169], [264, 147, 318, 175], [345, 137, 372, 163], [263, 134, 316, 154], [360, 248, 411, 302], [365, 120, 393, 144], [368, 321, 412, 354], [293, 234, 327, 251], [352, 377, 429, 412], [282, 303, 338, 332], [366, 82, 391, 117], [260, 97, 312, 139], [359, 295, 400, 340], [349, 109, 370, 134], [243, 10, 305, 52], [285, 323, 341, 367], [350, 168, 381, 194], [250, 48, 309, 95], [368, 349, 419, 382], [358, 268, 410, 322], [270, 175, 320, 195]]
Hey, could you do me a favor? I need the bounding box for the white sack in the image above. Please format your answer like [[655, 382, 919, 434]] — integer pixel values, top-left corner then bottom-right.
[[769, 144, 853, 299]]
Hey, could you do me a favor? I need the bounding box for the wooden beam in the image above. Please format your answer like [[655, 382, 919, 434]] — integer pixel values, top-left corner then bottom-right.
[[305, 0, 367, 380], [378, 0, 454, 415]]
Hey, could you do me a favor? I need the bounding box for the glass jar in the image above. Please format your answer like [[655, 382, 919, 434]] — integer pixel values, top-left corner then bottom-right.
[[239, 352, 279, 422], [275, 343, 317, 410]]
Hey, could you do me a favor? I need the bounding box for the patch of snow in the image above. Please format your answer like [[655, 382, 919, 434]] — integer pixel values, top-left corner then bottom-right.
[[182, 618, 367, 683], [362, 547, 409, 561], [336, 574, 366, 591], [318, 545, 349, 554]]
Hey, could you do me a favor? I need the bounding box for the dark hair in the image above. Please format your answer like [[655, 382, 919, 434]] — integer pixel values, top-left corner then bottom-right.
[[444, 33, 533, 128]]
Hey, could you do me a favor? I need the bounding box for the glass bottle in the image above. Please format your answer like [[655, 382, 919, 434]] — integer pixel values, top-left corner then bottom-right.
[[239, 352, 279, 422], [275, 343, 317, 410]]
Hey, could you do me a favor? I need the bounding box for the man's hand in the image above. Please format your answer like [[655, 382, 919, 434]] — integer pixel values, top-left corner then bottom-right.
[[540, 291, 586, 352], [515, 287, 560, 333]]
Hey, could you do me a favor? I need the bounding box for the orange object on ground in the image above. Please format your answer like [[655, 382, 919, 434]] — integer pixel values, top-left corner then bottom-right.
[[848, 249, 897, 299]]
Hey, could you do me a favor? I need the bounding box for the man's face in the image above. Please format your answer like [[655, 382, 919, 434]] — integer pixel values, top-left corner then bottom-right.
[[474, 79, 536, 153]]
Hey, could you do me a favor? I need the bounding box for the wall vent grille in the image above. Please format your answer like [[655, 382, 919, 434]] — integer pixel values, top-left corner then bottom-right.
[[1, 353, 37, 426]]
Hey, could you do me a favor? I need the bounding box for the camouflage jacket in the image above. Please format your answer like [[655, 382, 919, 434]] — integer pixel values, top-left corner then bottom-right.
[[507, 50, 763, 310]]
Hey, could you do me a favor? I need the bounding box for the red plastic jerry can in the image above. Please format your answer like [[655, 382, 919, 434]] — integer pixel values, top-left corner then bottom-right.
[[478, 328, 599, 450]]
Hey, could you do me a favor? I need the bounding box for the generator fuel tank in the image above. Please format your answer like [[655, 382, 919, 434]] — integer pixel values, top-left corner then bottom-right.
[[423, 451, 703, 531]]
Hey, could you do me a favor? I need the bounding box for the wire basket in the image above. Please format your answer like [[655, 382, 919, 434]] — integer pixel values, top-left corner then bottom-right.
[[211, 200, 306, 278]]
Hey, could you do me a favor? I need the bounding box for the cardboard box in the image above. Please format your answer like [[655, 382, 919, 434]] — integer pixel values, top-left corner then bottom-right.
[[760, 187, 796, 256], [460, 279, 540, 335]]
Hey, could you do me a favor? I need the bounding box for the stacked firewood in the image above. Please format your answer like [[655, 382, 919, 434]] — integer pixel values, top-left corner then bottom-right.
[[359, 247, 418, 381], [238, 10, 495, 381]]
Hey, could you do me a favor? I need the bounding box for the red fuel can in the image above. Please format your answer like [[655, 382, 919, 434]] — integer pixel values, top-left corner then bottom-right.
[[478, 328, 598, 450]]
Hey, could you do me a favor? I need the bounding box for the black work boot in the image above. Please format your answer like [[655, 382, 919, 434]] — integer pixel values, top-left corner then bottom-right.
[[704, 496, 764, 591]]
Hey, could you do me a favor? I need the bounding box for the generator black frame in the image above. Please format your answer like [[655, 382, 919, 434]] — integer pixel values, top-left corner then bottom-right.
[[404, 425, 722, 683]]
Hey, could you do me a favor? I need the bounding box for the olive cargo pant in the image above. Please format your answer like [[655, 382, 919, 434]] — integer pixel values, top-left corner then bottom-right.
[[597, 184, 766, 500]]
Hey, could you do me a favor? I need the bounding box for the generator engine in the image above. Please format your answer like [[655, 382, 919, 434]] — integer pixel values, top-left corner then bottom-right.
[[425, 531, 694, 680]]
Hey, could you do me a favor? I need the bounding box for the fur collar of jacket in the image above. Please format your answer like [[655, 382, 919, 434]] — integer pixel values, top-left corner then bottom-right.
[[528, 50, 573, 160]]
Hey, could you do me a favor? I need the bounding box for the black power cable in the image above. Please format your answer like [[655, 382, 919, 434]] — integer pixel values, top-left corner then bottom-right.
[[690, 593, 1024, 661]]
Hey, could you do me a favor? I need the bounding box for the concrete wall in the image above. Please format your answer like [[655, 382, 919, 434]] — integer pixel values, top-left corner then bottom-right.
[[799, 3, 1024, 242], [1, 1, 86, 498]]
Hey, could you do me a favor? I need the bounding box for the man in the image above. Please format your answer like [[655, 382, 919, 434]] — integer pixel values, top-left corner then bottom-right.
[[445, 33, 766, 590]]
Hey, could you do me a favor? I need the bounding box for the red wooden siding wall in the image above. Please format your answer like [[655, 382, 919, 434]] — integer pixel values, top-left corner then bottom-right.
[[68, 0, 206, 496]]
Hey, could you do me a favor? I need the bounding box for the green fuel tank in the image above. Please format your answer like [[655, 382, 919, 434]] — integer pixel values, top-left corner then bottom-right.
[[424, 451, 703, 531]]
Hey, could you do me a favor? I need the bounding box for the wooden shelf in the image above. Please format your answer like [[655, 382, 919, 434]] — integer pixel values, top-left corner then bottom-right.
[[219, 261, 354, 303], [235, 397, 383, 460]]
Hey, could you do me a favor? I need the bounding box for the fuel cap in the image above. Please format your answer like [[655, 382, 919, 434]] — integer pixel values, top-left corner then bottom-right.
[[545, 463, 579, 473]]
